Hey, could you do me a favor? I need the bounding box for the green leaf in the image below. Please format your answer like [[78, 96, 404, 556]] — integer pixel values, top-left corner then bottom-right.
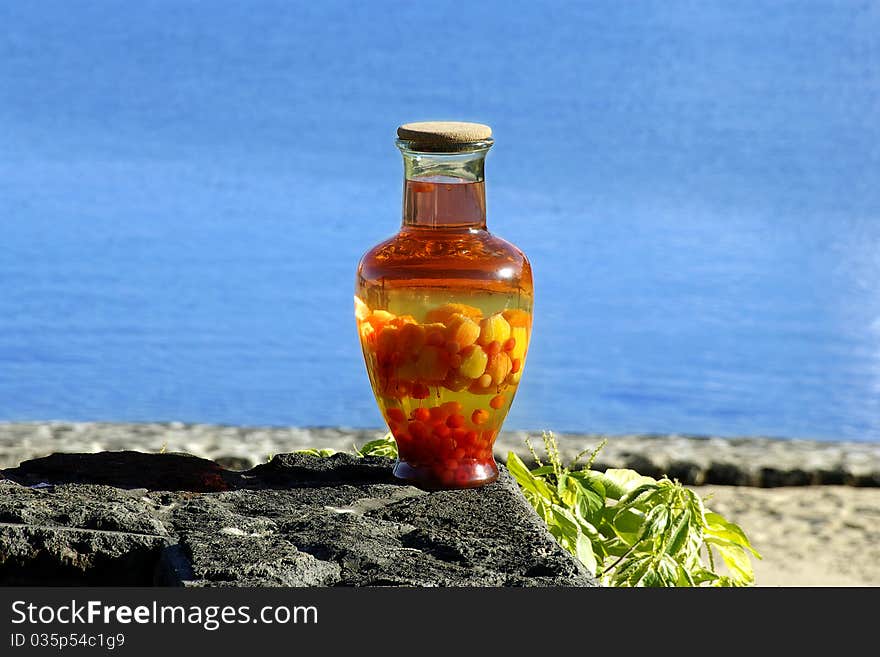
[[658, 556, 681, 587], [575, 532, 598, 574], [625, 556, 655, 587], [610, 507, 645, 544], [600, 469, 657, 499], [548, 504, 581, 537], [579, 521, 607, 560], [676, 563, 697, 587], [294, 448, 338, 457], [665, 509, 692, 556], [644, 569, 668, 587], [618, 482, 661, 507], [569, 478, 605, 520], [705, 512, 762, 558], [355, 433, 399, 458], [600, 537, 631, 558], [507, 452, 556, 502], [684, 487, 709, 527], [707, 541, 755, 585], [542, 504, 600, 573], [691, 567, 720, 585], [642, 503, 670, 538], [569, 470, 607, 497], [611, 553, 648, 586], [558, 473, 576, 507]]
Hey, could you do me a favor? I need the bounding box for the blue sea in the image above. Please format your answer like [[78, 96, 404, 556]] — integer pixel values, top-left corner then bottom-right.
[[1, 1, 878, 441]]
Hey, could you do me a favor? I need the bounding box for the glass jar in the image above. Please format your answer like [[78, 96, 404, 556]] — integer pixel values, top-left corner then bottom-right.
[[355, 122, 533, 488]]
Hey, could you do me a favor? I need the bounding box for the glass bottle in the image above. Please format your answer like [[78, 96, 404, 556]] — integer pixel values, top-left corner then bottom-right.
[[355, 122, 533, 488]]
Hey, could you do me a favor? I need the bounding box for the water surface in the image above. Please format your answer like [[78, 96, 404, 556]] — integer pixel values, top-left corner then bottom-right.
[[1, 1, 878, 440]]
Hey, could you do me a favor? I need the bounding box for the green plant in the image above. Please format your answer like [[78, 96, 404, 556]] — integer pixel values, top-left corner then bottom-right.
[[353, 434, 399, 458], [296, 434, 398, 459], [337, 430, 758, 587], [294, 447, 338, 457], [507, 431, 761, 586]]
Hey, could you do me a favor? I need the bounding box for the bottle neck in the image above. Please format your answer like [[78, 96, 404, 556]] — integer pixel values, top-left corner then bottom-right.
[[399, 145, 490, 230]]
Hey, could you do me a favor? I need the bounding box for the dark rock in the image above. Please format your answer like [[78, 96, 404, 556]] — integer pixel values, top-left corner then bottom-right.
[[705, 462, 752, 486], [815, 469, 847, 485], [852, 472, 880, 487], [759, 468, 814, 487], [0, 525, 166, 586], [758, 468, 785, 487], [0, 452, 597, 588], [163, 462, 593, 587], [244, 452, 398, 487], [666, 461, 704, 485], [164, 490, 342, 587], [0, 483, 166, 535], [270, 470, 591, 587], [3, 451, 240, 492], [0, 481, 171, 585], [178, 528, 342, 587]]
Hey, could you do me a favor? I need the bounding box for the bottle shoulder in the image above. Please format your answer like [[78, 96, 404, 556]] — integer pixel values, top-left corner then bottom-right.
[[357, 228, 532, 295]]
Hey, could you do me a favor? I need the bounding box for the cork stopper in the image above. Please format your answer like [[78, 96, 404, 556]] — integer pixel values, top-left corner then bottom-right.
[[397, 121, 493, 152]]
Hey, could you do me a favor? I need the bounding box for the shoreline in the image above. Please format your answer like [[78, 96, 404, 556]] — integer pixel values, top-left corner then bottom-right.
[[1, 421, 877, 487], [2, 421, 878, 586]]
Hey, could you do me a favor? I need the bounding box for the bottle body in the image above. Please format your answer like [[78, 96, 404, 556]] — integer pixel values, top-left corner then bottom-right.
[[355, 127, 532, 488]]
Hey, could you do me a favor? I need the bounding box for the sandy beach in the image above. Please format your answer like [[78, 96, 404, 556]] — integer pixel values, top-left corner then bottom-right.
[[692, 485, 880, 586], [2, 422, 878, 587]]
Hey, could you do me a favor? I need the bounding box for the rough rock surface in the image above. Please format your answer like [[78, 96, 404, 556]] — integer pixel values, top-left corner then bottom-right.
[[0, 452, 596, 587], [1, 422, 877, 487]]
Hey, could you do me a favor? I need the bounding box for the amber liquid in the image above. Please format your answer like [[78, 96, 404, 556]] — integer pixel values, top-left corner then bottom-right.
[[356, 177, 533, 488], [403, 177, 486, 228]]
